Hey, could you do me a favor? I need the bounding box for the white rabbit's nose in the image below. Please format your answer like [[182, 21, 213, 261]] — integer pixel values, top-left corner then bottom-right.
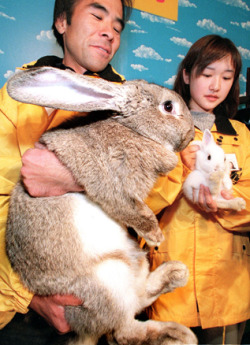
[[214, 164, 224, 172], [159, 101, 180, 116]]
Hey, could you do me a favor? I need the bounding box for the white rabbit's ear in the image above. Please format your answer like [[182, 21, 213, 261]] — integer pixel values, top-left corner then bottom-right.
[[7, 67, 125, 112], [202, 129, 215, 147]]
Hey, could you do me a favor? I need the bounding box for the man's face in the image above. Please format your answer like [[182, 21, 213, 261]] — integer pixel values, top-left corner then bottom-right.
[[55, 0, 123, 74]]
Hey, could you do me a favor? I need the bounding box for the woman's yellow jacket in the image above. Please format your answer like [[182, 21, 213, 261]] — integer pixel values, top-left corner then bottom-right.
[[0, 61, 124, 328], [146, 120, 250, 329]]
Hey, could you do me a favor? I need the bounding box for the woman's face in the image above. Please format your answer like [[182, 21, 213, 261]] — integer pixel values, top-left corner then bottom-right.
[[183, 55, 235, 113]]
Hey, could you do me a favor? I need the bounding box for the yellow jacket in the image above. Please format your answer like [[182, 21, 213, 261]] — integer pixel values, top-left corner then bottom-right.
[[146, 120, 250, 329], [0, 59, 124, 328]]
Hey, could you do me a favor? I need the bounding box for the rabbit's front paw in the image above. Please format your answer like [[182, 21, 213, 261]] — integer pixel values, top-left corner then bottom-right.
[[209, 170, 224, 183], [209, 170, 224, 195], [161, 261, 189, 293], [143, 227, 165, 247], [147, 261, 189, 298]]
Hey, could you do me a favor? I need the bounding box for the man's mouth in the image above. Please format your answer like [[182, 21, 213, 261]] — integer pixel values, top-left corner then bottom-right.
[[93, 45, 111, 56]]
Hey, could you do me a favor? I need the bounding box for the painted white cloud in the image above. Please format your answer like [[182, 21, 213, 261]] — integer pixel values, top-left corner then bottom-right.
[[131, 64, 149, 72], [4, 70, 14, 79], [0, 49, 4, 54], [131, 29, 147, 34], [164, 75, 176, 86], [179, 0, 197, 8], [217, 0, 250, 11], [133, 45, 164, 61], [178, 54, 185, 59], [230, 21, 240, 26], [140, 11, 180, 32], [36, 30, 54, 41], [0, 11, 15, 20], [241, 21, 250, 30], [165, 58, 172, 63], [240, 74, 247, 82], [127, 20, 141, 29], [237, 46, 250, 59], [170, 37, 192, 48], [141, 12, 175, 26], [197, 19, 227, 34]]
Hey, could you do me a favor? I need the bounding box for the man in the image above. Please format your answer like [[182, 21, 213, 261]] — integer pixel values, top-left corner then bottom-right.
[[0, 0, 132, 341]]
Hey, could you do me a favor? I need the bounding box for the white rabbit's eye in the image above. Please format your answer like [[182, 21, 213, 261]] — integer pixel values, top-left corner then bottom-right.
[[207, 155, 211, 160], [163, 101, 173, 112]]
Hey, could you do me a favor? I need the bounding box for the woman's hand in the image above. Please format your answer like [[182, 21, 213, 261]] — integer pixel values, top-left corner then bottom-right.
[[21, 143, 83, 197], [180, 144, 200, 171], [193, 185, 234, 213]]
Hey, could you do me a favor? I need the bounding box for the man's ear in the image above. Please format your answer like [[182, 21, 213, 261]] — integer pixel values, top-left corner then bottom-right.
[[183, 69, 190, 85], [54, 13, 67, 34]]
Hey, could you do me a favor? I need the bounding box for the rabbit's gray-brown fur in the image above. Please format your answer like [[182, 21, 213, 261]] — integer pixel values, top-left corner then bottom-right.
[[6, 67, 196, 345]]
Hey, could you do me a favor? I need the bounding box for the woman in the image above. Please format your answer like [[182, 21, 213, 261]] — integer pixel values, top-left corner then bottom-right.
[[146, 35, 250, 344]]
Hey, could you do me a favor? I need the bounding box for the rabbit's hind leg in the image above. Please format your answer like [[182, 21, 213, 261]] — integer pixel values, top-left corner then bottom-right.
[[67, 335, 98, 345], [68, 334, 99, 345], [216, 197, 246, 211], [113, 319, 197, 345]]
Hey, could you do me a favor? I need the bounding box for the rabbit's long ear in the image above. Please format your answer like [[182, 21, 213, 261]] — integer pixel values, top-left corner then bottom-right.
[[202, 129, 214, 147], [7, 67, 125, 112]]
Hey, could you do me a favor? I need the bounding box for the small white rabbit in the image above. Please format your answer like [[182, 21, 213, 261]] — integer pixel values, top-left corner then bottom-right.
[[183, 129, 246, 211], [6, 67, 197, 345]]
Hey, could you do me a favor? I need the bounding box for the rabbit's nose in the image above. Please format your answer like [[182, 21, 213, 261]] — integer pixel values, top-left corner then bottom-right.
[[215, 164, 224, 172]]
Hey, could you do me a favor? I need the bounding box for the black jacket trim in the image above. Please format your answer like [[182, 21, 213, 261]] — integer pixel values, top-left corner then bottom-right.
[[214, 107, 237, 135]]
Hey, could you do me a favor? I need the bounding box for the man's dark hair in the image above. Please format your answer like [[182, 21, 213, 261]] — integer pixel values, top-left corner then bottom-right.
[[52, 0, 133, 51]]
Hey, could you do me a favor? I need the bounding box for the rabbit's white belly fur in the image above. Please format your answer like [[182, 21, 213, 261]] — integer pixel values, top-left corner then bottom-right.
[[70, 193, 142, 313], [72, 193, 129, 256]]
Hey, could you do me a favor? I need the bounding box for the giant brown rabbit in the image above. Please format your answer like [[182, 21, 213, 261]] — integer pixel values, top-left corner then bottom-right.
[[6, 67, 196, 345]]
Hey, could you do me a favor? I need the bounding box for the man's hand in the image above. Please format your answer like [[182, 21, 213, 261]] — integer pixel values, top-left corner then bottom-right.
[[180, 144, 200, 171], [29, 294, 83, 334], [21, 143, 83, 197]]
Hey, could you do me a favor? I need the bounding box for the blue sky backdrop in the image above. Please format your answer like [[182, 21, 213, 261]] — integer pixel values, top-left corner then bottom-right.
[[1, 0, 249, 98]]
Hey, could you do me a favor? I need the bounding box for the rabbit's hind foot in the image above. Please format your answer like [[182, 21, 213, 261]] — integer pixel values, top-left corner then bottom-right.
[[68, 334, 99, 345], [113, 319, 197, 345]]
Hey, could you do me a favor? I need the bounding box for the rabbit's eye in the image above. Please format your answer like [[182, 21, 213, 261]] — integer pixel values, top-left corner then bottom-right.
[[159, 101, 178, 115], [207, 155, 211, 160], [163, 101, 173, 113]]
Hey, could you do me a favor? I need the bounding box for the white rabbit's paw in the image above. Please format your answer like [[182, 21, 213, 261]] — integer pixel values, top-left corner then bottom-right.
[[209, 170, 224, 183], [235, 197, 246, 211]]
